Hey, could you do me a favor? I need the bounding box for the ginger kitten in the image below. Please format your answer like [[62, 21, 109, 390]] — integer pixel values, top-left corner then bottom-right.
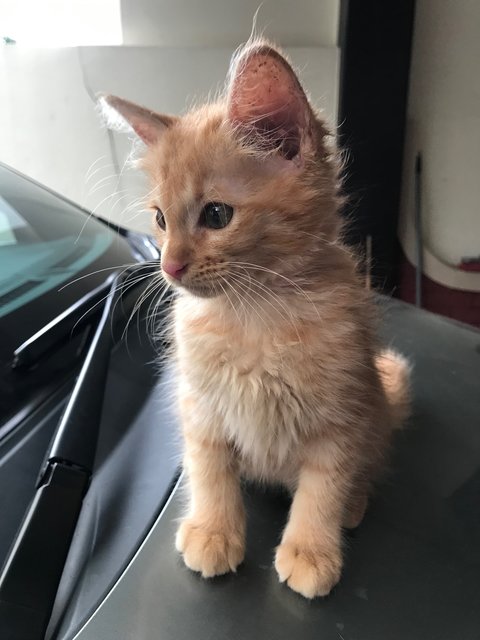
[[100, 40, 410, 599]]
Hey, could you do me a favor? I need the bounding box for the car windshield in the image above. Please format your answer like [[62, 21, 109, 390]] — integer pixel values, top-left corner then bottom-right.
[[0, 165, 113, 319]]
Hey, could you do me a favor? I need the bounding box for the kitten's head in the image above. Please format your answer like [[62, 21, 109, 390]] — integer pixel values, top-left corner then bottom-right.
[[100, 41, 342, 299]]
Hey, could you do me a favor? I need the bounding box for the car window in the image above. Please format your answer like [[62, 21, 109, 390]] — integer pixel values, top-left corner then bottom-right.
[[0, 166, 113, 318]]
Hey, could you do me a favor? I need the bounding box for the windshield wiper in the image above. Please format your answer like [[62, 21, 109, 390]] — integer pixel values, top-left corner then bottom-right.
[[0, 266, 152, 640], [11, 264, 158, 370]]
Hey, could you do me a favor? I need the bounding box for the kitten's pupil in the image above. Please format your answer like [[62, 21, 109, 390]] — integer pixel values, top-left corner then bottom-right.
[[155, 207, 166, 230], [200, 202, 233, 229]]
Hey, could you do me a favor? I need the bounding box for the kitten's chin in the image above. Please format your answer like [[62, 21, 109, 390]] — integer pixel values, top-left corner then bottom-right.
[[162, 274, 222, 299], [178, 282, 223, 299]]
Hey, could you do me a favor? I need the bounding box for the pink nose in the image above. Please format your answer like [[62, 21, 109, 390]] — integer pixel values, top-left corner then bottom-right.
[[162, 260, 188, 280]]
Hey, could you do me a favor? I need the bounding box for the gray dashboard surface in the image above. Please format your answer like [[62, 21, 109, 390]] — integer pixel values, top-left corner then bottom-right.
[[73, 300, 480, 640]]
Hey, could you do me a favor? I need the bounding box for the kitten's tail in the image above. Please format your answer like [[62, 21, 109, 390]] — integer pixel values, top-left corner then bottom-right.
[[376, 348, 411, 428]]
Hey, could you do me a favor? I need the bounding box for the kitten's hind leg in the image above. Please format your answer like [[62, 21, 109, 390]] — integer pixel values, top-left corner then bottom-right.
[[176, 428, 245, 578], [343, 487, 368, 529]]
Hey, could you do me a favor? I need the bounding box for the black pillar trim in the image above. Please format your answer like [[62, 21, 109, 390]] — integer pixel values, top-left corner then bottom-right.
[[337, 0, 416, 292]]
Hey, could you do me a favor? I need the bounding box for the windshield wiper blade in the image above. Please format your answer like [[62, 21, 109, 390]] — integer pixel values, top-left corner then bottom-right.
[[11, 262, 159, 370], [0, 266, 148, 640], [11, 277, 114, 370]]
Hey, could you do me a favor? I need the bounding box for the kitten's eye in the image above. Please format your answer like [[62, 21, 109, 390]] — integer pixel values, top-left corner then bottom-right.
[[199, 202, 233, 229], [155, 207, 166, 230]]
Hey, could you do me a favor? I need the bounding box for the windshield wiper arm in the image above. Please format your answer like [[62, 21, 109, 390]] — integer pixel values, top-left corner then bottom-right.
[[0, 266, 147, 640]]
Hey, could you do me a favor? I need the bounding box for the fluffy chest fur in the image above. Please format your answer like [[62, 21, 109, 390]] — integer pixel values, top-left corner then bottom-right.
[[173, 293, 368, 482]]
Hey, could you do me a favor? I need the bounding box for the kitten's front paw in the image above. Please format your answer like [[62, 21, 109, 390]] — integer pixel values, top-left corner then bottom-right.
[[176, 519, 245, 578], [275, 542, 342, 598]]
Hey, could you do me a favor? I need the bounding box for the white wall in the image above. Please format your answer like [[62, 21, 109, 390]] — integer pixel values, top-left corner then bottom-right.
[[1, 0, 122, 46], [0, 44, 339, 232], [121, 0, 340, 47], [0, 47, 111, 210], [399, 0, 480, 289]]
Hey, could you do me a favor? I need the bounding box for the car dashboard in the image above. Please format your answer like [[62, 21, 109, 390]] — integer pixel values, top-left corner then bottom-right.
[[36, 298, 480, 640]]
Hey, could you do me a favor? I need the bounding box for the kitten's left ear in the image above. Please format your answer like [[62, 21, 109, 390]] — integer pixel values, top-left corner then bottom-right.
[[227, 44, 313, 165], [98, 94, 176, 146]]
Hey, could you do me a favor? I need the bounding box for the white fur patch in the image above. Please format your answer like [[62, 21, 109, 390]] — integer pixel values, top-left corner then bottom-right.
[[96, 95, 135, 135]]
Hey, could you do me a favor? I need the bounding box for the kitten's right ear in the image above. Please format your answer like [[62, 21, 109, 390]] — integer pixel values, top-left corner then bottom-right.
[[98, 94, 176, 146], [226, 43, 314, 165]]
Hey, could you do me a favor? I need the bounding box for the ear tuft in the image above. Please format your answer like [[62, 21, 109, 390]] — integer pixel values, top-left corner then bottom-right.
[[226, 43, 312, 163], [97, 94, 175, 146]]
